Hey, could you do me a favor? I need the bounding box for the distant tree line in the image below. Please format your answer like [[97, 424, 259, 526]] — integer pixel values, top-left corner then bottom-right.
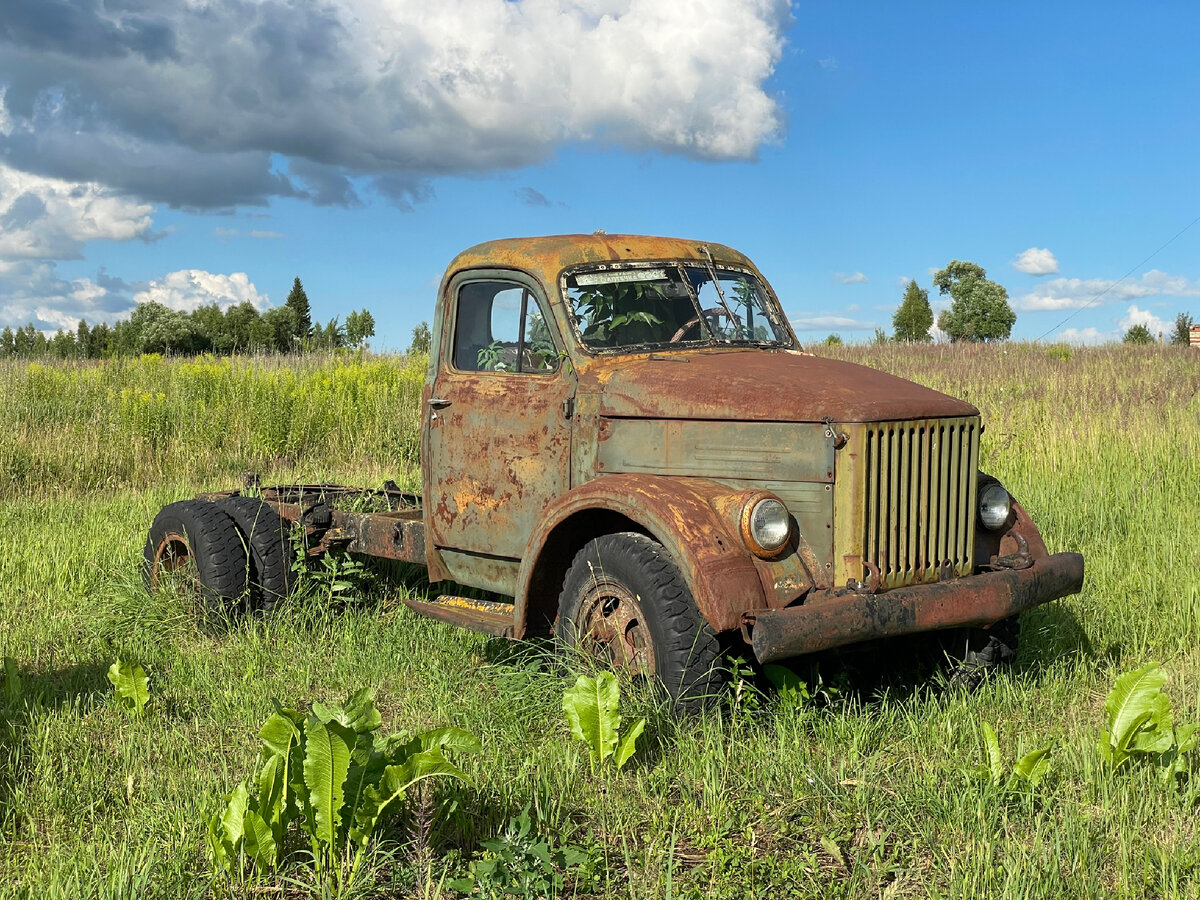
[[1124, 312, 1195, 345], [0, 277, 376, 359]]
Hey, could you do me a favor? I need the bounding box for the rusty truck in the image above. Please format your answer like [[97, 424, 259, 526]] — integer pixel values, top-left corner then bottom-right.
[[145, 234, 1085, 707]]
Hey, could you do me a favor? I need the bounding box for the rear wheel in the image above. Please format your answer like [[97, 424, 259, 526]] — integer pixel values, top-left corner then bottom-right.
[[217, 496, 295, 613], [144, 499, 249, 625], [555, 532, 724, 712]]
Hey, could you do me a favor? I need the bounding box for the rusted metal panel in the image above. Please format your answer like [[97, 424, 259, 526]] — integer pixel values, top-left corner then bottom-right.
[[335, 511, 426, 563], [578, 351, 979, 424], [713, 479, 833, 576], [596, 419, 832, 482], [442, 234, 759, 290], [400, 594, 514, 636], [436, 550, 521, 597], [746, 550, 1084, 663], [425, 363, 574, 561], [514, 474, 767, 636]]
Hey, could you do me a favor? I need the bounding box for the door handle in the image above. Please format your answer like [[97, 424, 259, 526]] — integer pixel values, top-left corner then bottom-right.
[[428, 397, 452, 409]]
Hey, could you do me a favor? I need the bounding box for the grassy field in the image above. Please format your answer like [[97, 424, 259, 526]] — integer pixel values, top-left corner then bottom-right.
[[1, 344, 1198, 899]]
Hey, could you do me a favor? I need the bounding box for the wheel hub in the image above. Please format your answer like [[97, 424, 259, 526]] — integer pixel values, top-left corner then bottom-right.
[[576, 577, 656, 676], [152, 533, 199, 594]]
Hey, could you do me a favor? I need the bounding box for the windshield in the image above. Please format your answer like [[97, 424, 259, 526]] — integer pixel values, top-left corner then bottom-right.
[[563, 264, 792, 351]]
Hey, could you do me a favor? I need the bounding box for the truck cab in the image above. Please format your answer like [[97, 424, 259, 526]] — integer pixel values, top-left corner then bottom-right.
[[147, 234, 1084, 710]]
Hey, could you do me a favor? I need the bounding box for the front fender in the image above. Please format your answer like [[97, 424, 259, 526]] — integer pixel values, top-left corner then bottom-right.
[[514, 474, 767, 636]]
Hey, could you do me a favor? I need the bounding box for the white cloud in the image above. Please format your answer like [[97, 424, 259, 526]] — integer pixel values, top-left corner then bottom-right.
[[788, 313, 876, 332], [1055, 327, 1109, 345], [1118, 304, 1171, 337], [835, 272, 869, 284], [0, 260, 134, 331], [132, 270, 268, 313], [0, 163, 154, 260], [215, 227, 284, 240], [1013, 269, 1200, 311], [0, 0, 792, 208], [1012, 247, 1059, 276]]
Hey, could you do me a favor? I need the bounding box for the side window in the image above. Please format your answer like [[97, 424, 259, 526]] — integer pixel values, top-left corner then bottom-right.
[[452, 281, 558, 374]]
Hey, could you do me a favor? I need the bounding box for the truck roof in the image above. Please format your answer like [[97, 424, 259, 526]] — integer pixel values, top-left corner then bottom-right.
[[443, 233, 759, 285]]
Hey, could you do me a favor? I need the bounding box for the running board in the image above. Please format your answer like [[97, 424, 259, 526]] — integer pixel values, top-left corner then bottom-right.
[[401, 595, 515, 637]]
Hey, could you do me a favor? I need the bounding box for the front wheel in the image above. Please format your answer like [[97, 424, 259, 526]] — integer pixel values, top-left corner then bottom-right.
[[942, 616, 1020, 687], [554, 532, 724, 712]]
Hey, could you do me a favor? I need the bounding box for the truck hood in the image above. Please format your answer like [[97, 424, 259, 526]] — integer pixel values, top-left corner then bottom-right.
[[582, 350, 978, 423]]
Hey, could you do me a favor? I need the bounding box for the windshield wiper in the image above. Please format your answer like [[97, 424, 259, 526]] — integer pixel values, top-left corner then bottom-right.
[[699, 245, 740, 339]]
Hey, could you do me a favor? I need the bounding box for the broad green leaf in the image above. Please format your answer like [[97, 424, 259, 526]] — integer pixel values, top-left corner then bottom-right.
[[1104, 663, 1168, 764], [205, 807, 232, 871], [303, 716, 354, 850], [340, 751, 389, 849], [1130, 692, 1174, 754], [563, 672, 620, 766], [255, 752, 291, 845], [1176, 723, 1199, 754], [260, 708, 302, 760], [614, 717, 645, 770], [1013, 747, 1053, 786], [259, 709, 303, 830], [981, 723, 1005, 785], [310, 700, 342, 725], [242, 808, 277, 871], [107, 660, 149, 716], [349, 749, 470, 848], [409, 726, 483, 757], [220, 782, 250, 850], [384, 726, 484, 761], [820, 835, 846, 870], [341, 688, 382, 734]]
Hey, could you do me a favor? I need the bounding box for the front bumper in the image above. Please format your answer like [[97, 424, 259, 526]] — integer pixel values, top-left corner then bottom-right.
[[745, 551, 1084, 664]]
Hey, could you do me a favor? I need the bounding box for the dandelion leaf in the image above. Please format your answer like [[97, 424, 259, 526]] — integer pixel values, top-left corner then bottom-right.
[[614, 716, 645, 770], [242, 808, 277, 871], [981, 723, 1005, 785], [1013, 746, 1053, 786], [1103, 662, 1168, 765], [563, 672, 620, 766], [107, 660, 149, 715], [302, 716, 354, 850]]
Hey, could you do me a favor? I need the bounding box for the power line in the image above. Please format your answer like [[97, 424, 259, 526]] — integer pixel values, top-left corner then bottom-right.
[[1034, 212, 1200, 341]]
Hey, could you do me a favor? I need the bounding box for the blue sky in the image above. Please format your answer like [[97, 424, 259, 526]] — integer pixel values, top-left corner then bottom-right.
[[2, 1, 1198, 347]]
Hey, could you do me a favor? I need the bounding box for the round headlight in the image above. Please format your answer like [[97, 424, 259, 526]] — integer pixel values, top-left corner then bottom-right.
[[742, 496, 790, 557], [978, 482, 1011, 530]]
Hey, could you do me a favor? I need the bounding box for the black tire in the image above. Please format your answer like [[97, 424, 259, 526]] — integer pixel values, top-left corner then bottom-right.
[[555, 532, 724, 712], [217, 496, 295, 613], [943, 616, 1021, 688], [144, 499, 249, 624]]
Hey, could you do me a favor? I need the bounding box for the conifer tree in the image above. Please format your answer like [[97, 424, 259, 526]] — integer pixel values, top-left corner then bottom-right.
[[285, 277, 312, 339], [892, 280, 933, 342]]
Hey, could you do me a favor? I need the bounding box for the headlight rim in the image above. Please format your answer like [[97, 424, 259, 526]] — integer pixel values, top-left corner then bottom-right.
[[978, 478, 1012, 531], [739, 492, 792, 559]]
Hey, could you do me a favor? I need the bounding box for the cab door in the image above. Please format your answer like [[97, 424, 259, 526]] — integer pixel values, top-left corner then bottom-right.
[[423, 272, 574, 578]]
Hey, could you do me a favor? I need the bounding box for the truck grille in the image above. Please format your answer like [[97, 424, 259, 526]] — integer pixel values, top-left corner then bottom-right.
[[862, 417, 979, 589]]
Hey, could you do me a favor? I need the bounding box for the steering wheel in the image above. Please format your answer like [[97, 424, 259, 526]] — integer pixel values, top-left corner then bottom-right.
[[670, 307, 737, 343]]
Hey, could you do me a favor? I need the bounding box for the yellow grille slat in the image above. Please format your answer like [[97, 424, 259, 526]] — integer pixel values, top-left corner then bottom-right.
[[861, 418, 979, 589]]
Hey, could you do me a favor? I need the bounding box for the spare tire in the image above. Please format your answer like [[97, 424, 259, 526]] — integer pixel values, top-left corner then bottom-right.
[[217, 496, 295, 613], [144, 499, 249, 625]]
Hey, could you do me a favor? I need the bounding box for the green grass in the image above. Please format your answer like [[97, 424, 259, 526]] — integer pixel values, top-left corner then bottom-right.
[[2, 344, 1200, 898]]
